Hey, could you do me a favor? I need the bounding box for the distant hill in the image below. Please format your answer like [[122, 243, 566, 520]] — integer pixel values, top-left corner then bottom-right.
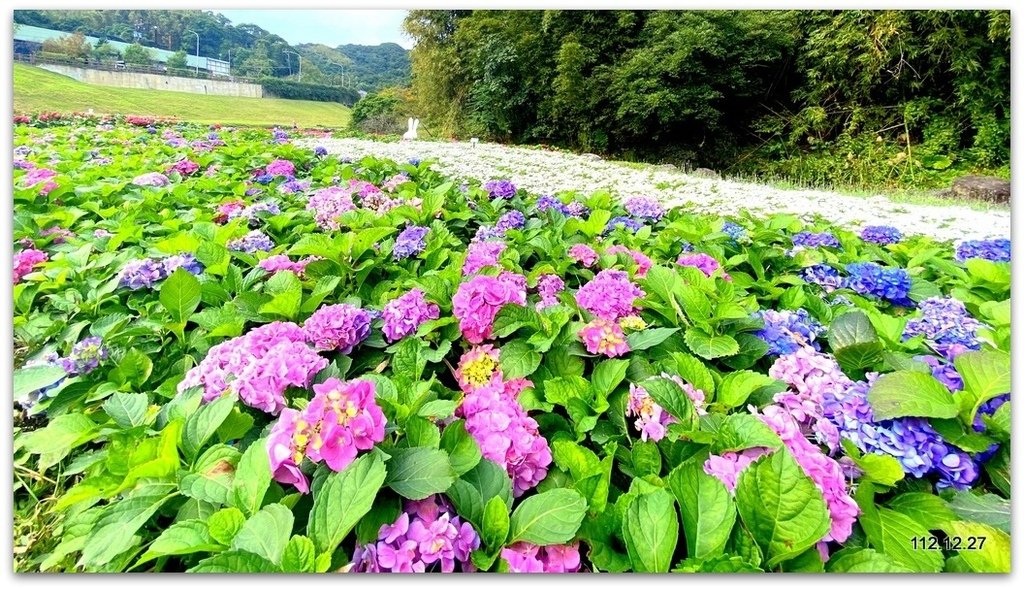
[[13, 9, 410, 91], [296, 42, 410, 92]]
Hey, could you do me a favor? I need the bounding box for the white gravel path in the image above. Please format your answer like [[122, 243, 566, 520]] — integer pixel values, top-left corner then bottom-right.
[[303, 138, 1010, 243]]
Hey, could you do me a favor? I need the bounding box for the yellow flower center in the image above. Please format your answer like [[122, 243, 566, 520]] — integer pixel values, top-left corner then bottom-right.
[[463, 355, 497, 386]]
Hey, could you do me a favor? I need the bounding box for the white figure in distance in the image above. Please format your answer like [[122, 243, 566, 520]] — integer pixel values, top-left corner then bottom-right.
[[403, 117, 419, 141]]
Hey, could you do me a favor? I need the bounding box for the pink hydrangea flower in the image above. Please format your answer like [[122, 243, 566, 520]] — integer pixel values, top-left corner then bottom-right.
[[605, 245, 652, 278], [452, 273, 527, 344], [266, 158, 295, 177], [454, 345, 502, 393], [626, 383, 677, 441], [13, 249, 48, 284], [381, 289, 441, 342], [703, 448, 772, 492], [22, 167, 58, 194], [169, 159, 200, 176], [575, 269, 645, 321], [502, 542, 582, 573], [266, 408, 313, 493], [258, 254, 320, 277], [769, 346, 853, 449], [306, 186, 356, 230], [132, 171, 171, 187], [578, 318, 630, 357], [303, 303, 374, 354], [463, 240, 506, 275], [677, 253, 731, 281], [568, 244, 598, 267], [536, 274, 565, 309]]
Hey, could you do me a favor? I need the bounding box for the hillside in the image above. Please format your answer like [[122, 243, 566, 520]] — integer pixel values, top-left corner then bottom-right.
[[296, 42, 410, 92], [13, 63, 351, 128]]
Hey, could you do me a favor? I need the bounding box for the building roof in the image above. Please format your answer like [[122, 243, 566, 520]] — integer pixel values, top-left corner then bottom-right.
[[13, 24, 225, 70]]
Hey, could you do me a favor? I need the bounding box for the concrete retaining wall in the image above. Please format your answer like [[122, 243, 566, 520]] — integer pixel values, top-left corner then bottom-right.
[[38, 64, 263, 98]]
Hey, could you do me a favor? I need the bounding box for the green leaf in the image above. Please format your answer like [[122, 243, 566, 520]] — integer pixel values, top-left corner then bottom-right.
[[439, 420, 482, 476], [735, 449, 831, 567], [671, 352, 715, 397], [259, 270, 302, 320], [102, 392, 150, 429], [384, 447, 455, 500], [448, 459, 513, 526], [939, 521, 1009, 572], [887, 492, 956, 529], [954, 349, 1011, 422], [626, 327, 679, 351], [591, 359, 629, 397], [713, 413, 782, 454], [859, 506, 943, 572], [947, 492, 1010, 534], [668, 460, 736, 559], [622, 488, 678, 572], [716, 371, 778, 409], [481, 496, 511, 550], [826, 548, 913, 573], [829, 310, 883, 370], [280, 535, 316, 573], [20, 413, 99, 471], [231, 503, 294, 565], [188, 550, 280, 573], [181, 394, 236, 462], [159, 267, 202, 324], [113, 348, 154, 390], [79, 491, 172, 568], [208, 507, 246, 546], [684, 328, 739, 359], [499, 341, 541, 380], [642, 376, 696, 429], [867, 371, 959, 420], [13, 364, 66, 400], [308, 452, 386, 555], [230, 439, 272, 517], [674, 555, 762, 573], [138, 520, 222, 564], [851, 453, 905, 487], [509, 488, 586, 545]]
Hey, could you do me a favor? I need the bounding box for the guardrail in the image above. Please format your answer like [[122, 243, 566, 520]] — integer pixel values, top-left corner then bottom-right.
[[14, 52, 260, 85]]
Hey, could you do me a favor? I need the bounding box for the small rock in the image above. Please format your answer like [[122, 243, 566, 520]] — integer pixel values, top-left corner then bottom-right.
[[580, 153, 602, 161], [950, 175, 1010, 205], [690, 167, 720, 179]]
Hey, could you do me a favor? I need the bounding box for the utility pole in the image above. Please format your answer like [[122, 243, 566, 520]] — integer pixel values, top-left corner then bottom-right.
[[284, 50, 302, 82], [184, 30, 199, 75]]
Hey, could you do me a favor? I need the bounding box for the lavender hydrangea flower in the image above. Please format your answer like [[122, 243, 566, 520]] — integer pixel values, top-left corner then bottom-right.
[[536, 195, 570, 215], [314, 146, 328, 157], [381, 289, 441, 342], [303, 303, 373, 354], [955, 238, 1010, 263], [791, 231, 841, 253], [483, 179, 517, 199], [844, 262, 913, 306], [754, 309, 826, 356], [604, 216, 644, 234], [162, 253, 204, 276], [463, 241, 506, 275], [495, 210, 526, 233], [801, 264, 844, 292], [564, 201, 589, 218], [903, 297, 984, 360], [624, 195, 664, 221], [536, 274, 564, 309], [860, 225, 903, 245], [227, 230, 274, 253], [393, 226, 430, 260], [118, 258, 167, 290], [65, 337, 108, 375]]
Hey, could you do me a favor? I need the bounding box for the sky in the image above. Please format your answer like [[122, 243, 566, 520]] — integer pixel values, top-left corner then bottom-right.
[[216, 10, 412, 49]]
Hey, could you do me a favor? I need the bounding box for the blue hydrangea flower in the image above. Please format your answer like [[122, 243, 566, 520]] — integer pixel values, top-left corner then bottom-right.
[[753, 308, 826, 355], [495, 210, 526, 233], [408, 158, 421, 167], [955, 238, 1010, 263], [393, 225, 429, 260], [801, 264, 844, 292], [792, 231, 841, 249], [722, 221, 747, 240], [483, 179, 517, 199], [255, 173, 275, 185], [844, 262, 913, 306], [624, 195, 664, 221], [903, 297, 984, 359], [604, 216, 644, 234], [314, 146, 328, 157], [162, 253, 204, 276], [860, 225, 903, 245], [227, 230, 274, 253]]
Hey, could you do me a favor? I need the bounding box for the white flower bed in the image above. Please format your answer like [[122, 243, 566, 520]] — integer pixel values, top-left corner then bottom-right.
[[303, 138, 1010, 243]]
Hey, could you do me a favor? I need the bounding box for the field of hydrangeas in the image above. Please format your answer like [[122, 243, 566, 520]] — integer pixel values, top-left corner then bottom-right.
[[11, 114, 1011, 573]]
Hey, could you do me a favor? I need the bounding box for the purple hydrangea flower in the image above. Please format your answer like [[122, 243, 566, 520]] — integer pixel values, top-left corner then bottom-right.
[[802, 264, 844, 292], [575, 269, 645, 321], [902, 297, 984, 360], [564, 201, 589, 218], [118, 258, 167, 290], [483, 179, 517, 199], [536, 195, 570, 215], [604, 215, 644, 234], [227, 230, 274, 253], [381, 289, 441, 342], [314, 146, 328, 157], [754, 309, 826, 356], [495, 210, 526, 233], [162, 253, 204, 276], [860, 225, 903, 245], [303, 303, 373, 354], [463, 241, 506, 275], [536, 274, 565, 309], [955, 238, 1010, 263], [393, 225, 430, 260], [65, 336, 108, 375], [623, 195, 664, 221]]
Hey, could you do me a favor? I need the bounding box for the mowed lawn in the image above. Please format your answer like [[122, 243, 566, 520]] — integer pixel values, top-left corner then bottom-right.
[[13, 63, 351, 128]]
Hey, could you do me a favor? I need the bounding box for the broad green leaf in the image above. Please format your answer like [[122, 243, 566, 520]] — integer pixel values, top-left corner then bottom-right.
[[481, 496, 511, 550], [826, 548, 913, 573], [208, 507, 246, 546], [230, 439, 272, 517], [641, 376, 696, 429], [673, 555, 762, 573], [947, 492, 1010, 534], [626, 327, 679, 351], [939, 521, 1009, 572], [713, 413, 782, 454], [859, 506, 943, 572], [716, 371, 778, 409], [622, 488, 678, 572], [231, 503, 294, 565], [499, 341, 541, 380], [684, 328, 739, 359], [258, 270, 302, 320], [188, 550, 280, 573], [79, 491, 172, 568], [159, 268, 202, 324], [181, 394, 236, 462], [735, 449, 830, 567], [829, 310, 883, 370], [867, 371, 958, 420], [954, 350, 1011, 422], [385, 447, 455, 500], [138, 520, 222, 564], [280, 535, 316, 573], [439, 420, 482, 476], [20, 413, 99, 471], [887, 492, 956, 529], [668, 461, 736, 559], [591, 359, 629, 397], [509, 488, 586, 545], [671, 352, 715, 397], [308, 453, 387, 555], [13, 364, 66, 400], [102, 392, 150, 429]]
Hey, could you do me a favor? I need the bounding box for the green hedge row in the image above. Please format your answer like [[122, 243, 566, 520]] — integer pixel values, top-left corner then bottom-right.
[[259, 77, 360, 106]]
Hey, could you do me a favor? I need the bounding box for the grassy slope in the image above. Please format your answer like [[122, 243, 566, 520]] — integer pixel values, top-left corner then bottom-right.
[[13, 63, 350, 128]]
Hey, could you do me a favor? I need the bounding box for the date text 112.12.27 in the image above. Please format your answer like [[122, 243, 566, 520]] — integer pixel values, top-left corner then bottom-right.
[[911, 536, 987, 551]]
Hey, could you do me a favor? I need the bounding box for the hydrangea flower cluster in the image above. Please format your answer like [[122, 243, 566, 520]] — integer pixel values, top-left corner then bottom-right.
[[452, 273, 527, 343], [178, 322, 327, 415], [457, 380, 552, 496], [626, 382, 678, 442], [393, 225, 430, 260], [168, 159, 199, 176], [381, 289, 441, 342], [266, 378, 387, 493], [454, 345, 502, 392], [278, 179, 311, 194], [768, 346, 853, 447], [536, 274, 565, 309], [536, 195, 569, 215], [676, 253, 729, 279], [754, 309, 826, 356], [792, 231, 841, 249], [131, 171, 170, 187], [860, 225, 903, 245], [502, 542, 582, 573], [382, 173, 410, 192], [463, 240, 507, 275], [821, 375, 979, 491], [118, 254, 203, 290], [564, 201, 589, 218], [624, 195, 664, 221], [351, 496, 480, 573], [703, 448, 771, 492], [916, 354, 963, 391], [484, 179, 517, 199], [258, 254, 320, 277], [13, 248, 48, 284], [575, 269, 644, 321], [954, 238, 1011, 263], [801, 264, 844, 292], [606, 245, 652, 277], [568, 244, 598, 267], [62, 336, 109, 375], [605, 216, 644, 234], [843, 262, 913, 306], [753, 404, 860, 545], [495, 210, 526, 233], [22, 167, 58, 194], [41, 226, 74, 244], [721, 221, 747, 241], [579, 319, 630, 357], [306, 186, 357, 230], [902, 297, 984, 360], [227, 230, 274, 253], [303, 303, 373, 354], [265, 158, 296, 177]]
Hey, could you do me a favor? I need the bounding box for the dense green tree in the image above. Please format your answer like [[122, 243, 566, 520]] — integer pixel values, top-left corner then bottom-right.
[[122, 42, 153, 65], [166, 49, 188, 73]]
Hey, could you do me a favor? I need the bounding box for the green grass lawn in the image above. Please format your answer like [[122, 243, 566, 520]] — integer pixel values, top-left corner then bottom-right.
[[13, 63, 350, 128]]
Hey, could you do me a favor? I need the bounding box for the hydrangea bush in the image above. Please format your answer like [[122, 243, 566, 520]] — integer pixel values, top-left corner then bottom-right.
[[11, 118, 1011, 574]]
